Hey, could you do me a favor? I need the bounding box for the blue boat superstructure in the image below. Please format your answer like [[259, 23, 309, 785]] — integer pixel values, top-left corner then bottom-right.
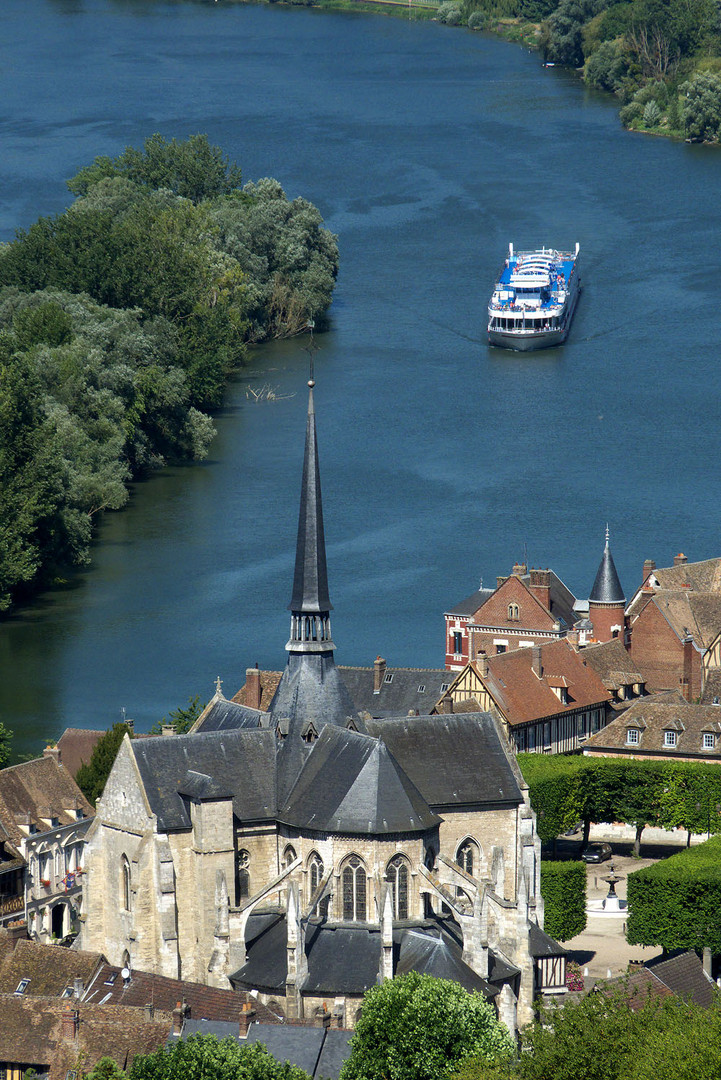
[[487, 243, 580, 351]]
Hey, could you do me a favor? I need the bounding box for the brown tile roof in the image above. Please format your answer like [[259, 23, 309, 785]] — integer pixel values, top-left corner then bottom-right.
[[482, 639, 610, 726], [0, 996, 171, 1078], [233, 672, 283, 711], [579, 639, 646, 690], [0, 756, 94, 845], [56, 728, 105, 779], [584, 699, 721, 758], [0, 938, 105, 996], [652, 557, 721, 593], [84, 963, 282, 1024], [644, 949, 716, 1007]]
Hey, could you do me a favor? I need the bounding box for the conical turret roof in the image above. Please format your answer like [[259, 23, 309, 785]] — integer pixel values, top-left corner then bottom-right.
[[589, 527, 625, 604]]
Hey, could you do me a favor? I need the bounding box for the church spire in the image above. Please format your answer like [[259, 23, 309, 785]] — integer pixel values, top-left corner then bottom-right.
[[286, 376, 334, 653], [589, 525, 625, 604]]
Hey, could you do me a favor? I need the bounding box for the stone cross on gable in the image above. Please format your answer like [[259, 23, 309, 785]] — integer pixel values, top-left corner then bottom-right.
[[215, 675, 223, 695]]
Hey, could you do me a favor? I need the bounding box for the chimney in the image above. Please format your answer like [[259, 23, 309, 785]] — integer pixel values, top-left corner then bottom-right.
[[511, 562, 527, 577], [531, 645, 543, 678], [674, 553, 688, 566], [144, 1003, 154, 1021], [161, 725, 175, 737], [73, 977, 84, 1000], [642, 558, 656, 584], [239, 1001, 256, 1038], [477, 650, 489, 678], [124, 718, 134, 732], [172, 1002, 184, 1036], [62, 1005, 79, 1040], [245, 667, 262, 710], [373, 656, 386, 694], [319, 1003, 331, 1030], [439, 696, 454, 715], [529, 569, 551, 611], [43, 745, 60, 766]]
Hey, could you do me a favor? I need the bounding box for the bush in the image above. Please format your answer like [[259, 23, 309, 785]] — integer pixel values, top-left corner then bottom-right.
[[468, 10, 487, 28], [540, 860, 587, 940], [642, 99, 662, 125], [627, 836, 721, 952], [437, 2, 463, 23], [585, 40, 628, 91]]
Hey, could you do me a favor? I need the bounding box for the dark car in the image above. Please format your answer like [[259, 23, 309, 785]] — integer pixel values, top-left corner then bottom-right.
[[581, 842, 612, 863]]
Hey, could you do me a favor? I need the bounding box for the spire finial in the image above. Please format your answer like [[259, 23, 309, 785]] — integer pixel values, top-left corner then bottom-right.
[[605, 523, 610, 547], [303, 318, 317, 388]]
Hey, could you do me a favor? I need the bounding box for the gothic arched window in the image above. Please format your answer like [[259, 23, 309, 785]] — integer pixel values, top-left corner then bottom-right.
[[235, 849, 250, 906], [456, 839, 479, 878], [342, 856, 367, 922], [308, 852, 324, 895], [386, 855, 410, 920], [121, 855, 131, 911], [283, 845, 297, 870], [508, 603, 519, 621]]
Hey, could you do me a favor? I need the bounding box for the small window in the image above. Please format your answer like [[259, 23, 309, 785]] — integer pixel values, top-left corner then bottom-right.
[[664, 730, 677, 748], [61, 985, 74, 998], [15, 979, 29, 995], [508, 603, 519, 621], [626, 728, 639, 745], [703, 733, 715, 750], [496, 644, 507, 654], [452, 632, 463, 654], [440, 683, 449, 693], [384, 673, 394, 684], [417, 684, 426, 693], [104, 972, 118, 986]]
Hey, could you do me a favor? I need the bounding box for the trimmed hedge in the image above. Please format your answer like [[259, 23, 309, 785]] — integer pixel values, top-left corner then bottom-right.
[[627, 836, 721, 952], [540, 860, 587, 941]]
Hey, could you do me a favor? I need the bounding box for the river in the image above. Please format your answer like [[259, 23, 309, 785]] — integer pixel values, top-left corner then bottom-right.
[[1, 0, 720, 758]]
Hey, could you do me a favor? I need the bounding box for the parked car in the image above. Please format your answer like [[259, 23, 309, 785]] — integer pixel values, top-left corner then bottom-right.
[[581, 842, 612, 863]]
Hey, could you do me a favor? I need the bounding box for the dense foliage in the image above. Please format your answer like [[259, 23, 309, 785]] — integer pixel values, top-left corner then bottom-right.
[[149, 695, 206, 735], [453, 0, 721, 141], [340, 972, 514, 1080], [126, 1035, 313, 1080], [0, 135, 338, 612], [518, 753, 721, 853], [540, 860, 586, 939], [626, 835, 721, 951], [75, 722, 133, 805]]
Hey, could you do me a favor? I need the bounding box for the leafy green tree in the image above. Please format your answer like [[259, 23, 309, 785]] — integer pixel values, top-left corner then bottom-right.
[[682, 70, 721, 141], [149, 695, 205, 735], [516, 753, 587, 844], [68, 133, 243, 204], [547, 0, 607, 67], [127, 1034, 312, 1080], [75, 723, 133, 805], [585, 39, 628, 90], [540, 860, 586, 940], [340, 973, 514, 1080], [85, 1059, 127, 1080]]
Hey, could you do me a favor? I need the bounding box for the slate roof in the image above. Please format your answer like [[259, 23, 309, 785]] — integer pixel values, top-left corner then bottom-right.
[[281, 726, 438, 834], [366, 713, 523, 808], [0, 938, 104, 997], [192, 696, 265, 734], [0, 996, 171, 1079], [395, 929, 498, 995], [584, 699, 721, 759], [339, 666, 452, 718], [589, 539, 625, 604], [527, 922, 567, 959], [444, 588, 495, 618], [290, 383, 332, 615], [479, 639, 610, 727], [84, 962, 280, 1021], [269, 652, 360, 734], [131, 729, 278, 830], [174, 1020, 352, 1079], [232, 914, 502, 1001], [0, 755, 94, 844]]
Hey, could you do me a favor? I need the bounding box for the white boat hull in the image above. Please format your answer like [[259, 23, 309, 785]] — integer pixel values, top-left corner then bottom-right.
[[487, 244, 580, 352]]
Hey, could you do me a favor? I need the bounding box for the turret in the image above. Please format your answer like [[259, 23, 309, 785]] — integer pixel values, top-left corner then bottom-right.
[[588, 526, 626, 644]]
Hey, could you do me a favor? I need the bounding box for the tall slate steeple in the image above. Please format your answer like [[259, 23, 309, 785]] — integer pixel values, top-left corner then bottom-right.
[[268, 377, 358, 743]]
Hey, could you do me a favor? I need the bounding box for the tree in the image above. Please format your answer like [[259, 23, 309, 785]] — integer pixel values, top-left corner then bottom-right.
[[682, 70, 721, 142], [339, 973, 514, 1080], [127, 1034, 312, 1080], [546, 0, 607, 67], [85, 1059, 127, 1080], [149, 695, 205, 735], [75, 723, 133, 805], [540, 860, 586, 940]]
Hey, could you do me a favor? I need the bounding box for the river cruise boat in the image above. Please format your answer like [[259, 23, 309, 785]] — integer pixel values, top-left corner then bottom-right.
[[487, 243, 580, 351]]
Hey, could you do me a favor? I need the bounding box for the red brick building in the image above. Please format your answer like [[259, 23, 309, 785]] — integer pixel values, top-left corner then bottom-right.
[[443, 564, 578, 671]]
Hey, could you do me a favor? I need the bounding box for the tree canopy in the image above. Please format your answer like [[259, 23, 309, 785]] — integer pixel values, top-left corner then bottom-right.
[[75, 722, 133, 805], [126, 1034, 313, 1080], [339, 972, 514, 1080]]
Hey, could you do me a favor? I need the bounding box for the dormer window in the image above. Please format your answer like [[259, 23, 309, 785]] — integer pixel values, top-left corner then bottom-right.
[[384, 673, 394, 684], [626, 728, 640, 746], [508, 603, 519, 621], [417, 684, 426, 693], [664, 730, 677, 748], [15, 979, 29, 995], [703, 733, 715, 750]]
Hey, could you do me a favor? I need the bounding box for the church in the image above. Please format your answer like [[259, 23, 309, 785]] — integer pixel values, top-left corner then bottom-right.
[[82, 377, 564, 1034]]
